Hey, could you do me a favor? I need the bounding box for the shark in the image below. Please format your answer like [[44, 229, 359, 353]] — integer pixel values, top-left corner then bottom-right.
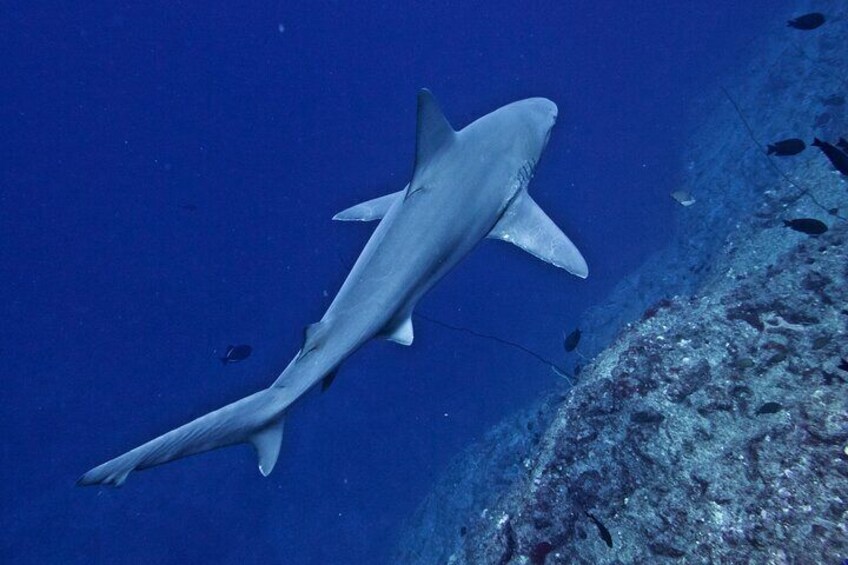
[[78, 89, 588, 487]]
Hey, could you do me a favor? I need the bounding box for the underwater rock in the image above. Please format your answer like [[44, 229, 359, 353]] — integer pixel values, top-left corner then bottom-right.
[[393, 126, 848, 565], [392, 3, 848, 561], [400, 219, 848, 564]]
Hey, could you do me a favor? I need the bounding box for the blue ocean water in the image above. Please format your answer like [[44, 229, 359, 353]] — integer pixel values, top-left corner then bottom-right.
[[0, 2, 788, 563]]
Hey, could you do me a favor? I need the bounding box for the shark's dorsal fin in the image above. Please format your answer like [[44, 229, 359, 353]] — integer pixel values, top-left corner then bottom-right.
[[407, 90, 455, 198], [383, 314, 414, 346], [416, 89, 454, 164], [488, 190, 588, 278], [250, 418, 285, 477], [333, 189, 404, 222]]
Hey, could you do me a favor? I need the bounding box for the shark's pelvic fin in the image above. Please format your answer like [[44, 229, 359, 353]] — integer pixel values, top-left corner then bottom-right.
[[383, 314, 414, 346], [332, 189, 404, 222], [489, 190, 588, 278], [251, 418, 285, 477]]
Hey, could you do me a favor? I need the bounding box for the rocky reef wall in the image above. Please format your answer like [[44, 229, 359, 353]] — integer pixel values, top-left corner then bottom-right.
[[392, 1, 848, 562]]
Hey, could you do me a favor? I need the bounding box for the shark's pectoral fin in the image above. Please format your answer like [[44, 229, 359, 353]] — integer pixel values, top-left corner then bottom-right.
[[333, 189, 404, 222], [489, 190, 588, 278], [383, 314, 414, 346], [251, 418, 285, 477]]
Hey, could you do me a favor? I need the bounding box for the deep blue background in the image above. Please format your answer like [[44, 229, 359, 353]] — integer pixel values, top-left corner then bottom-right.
[[2, 2, 785, 563]]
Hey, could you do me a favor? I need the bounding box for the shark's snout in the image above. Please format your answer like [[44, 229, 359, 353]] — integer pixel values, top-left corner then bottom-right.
[[525, 97, 557, 120]]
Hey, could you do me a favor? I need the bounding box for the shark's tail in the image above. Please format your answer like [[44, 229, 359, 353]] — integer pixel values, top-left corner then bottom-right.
[[77, 387, 290, 487]]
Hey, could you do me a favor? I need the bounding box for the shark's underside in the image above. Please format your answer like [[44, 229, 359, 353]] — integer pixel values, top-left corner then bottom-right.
[[78, 90, 587, 487]]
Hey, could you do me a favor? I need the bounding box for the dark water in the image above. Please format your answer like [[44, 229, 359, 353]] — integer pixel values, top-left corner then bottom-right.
[[1, 2, 787, 563]]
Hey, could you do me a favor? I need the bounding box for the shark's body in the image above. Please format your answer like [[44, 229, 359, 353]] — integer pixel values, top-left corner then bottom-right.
[[79, 90, 587, 487]]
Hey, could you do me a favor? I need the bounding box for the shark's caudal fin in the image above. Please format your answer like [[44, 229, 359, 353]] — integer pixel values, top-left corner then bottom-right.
[[77, 388, 289, 487], [488, 190, 588, 278]]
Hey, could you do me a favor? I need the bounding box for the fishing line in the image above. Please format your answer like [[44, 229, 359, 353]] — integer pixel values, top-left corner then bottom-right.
[[414, 311, 572, 384], [332, 242, 574, 382]]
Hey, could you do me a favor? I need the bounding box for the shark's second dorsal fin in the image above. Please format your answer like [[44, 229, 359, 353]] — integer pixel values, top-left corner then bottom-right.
[[299, 321, 328, 358], [410, 90, 454, 190], [488, 190, 588, 278]]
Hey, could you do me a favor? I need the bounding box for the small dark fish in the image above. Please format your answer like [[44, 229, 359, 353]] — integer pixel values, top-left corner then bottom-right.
[[822, 94, 845, 107], [220, 344, 252, 364], [787, 13, 825, 30], [631, 410, 665, 424], [839, 358, 848, 372], [563, 328, 581, 352], [180, 203, 198, 212], [783, 218, 828, 235], [837, 138, 848, 153], [756, 401, 782, 415], [529, 541, 554, 564], [767, 138, 805, 156], [812, 138, 848, 176], [586, 512, 613, 549]]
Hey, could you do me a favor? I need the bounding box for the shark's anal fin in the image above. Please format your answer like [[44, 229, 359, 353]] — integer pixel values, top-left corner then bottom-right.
[[250, 418, 285, 477], [333, 189, 404, 222], [488, 190, 588, 278], [383, 314, 414, 346]]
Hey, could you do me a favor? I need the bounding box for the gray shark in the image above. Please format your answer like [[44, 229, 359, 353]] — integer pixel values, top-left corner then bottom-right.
[[78, 90, 587, 487]]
